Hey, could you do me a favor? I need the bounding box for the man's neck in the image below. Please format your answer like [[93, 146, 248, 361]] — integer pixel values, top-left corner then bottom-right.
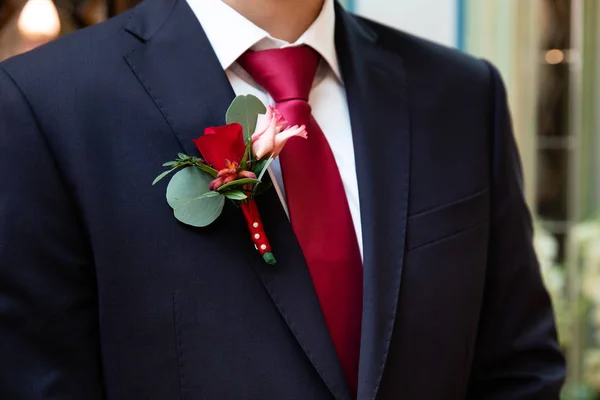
[[222, 0, 325, 43]]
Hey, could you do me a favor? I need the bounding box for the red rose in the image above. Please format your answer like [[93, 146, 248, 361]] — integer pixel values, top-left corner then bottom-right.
[[193, 123, 246, 170]]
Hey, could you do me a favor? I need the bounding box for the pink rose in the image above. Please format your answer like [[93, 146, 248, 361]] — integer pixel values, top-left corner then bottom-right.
[[251, 106, 307, 160]]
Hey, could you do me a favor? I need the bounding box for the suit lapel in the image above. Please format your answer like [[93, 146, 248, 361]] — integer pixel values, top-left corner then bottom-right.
[[123, 0, 234, 156], [335, 6, 411, 400], [122, 1, 351, 399], [253, 188, 352, 400]]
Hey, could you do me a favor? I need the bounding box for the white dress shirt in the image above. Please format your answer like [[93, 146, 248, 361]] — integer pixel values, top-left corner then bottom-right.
[[186, 0, 363, 257]]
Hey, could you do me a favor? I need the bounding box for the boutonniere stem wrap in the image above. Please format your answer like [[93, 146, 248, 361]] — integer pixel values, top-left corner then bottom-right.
[[153, 95, 307, 265]]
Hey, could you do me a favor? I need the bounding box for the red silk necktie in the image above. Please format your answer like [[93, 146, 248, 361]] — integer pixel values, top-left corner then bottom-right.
[[238, 47, 363, 394]]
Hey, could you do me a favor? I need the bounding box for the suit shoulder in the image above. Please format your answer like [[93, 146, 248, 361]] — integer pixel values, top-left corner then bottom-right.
[[355, 16, 491, 89], [0, 10, 137, 91]]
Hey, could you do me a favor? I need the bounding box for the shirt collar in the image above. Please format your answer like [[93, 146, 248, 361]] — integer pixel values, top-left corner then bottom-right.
[[186, 0, 341, 80]]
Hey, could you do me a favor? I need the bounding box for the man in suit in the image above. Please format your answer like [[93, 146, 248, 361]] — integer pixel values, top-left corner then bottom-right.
[[0, 0, 566, 398]]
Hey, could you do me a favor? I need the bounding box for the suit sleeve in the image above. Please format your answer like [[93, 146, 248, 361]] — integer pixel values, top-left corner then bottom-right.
[[0, 67, 105, 398], [465, 62, 566, 399]]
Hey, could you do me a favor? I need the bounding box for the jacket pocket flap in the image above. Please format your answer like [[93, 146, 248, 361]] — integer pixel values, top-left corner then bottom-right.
[[407, 189, 489, 250]]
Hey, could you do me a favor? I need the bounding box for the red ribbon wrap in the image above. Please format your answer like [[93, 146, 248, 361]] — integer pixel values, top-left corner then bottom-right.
[[240, 200, 274, 262]]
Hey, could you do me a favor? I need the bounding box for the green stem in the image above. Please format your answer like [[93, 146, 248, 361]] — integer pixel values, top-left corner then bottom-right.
[[240, 137, 253, 169], [263, 252, 276, 265]]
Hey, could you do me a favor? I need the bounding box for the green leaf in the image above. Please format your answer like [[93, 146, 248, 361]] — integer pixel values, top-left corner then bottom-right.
[[225, 95, 267, 140], [193, 191, 221, 200], [253, 159, 269, 175], [195, 161, 218, 178], [217, 178, 261, 192], [253, 181, 273, 197], [178, 153, 189, 160], [152, 168, 176, 185], [223, 190, 247, 200], [166, 167, 225, 227], [162, 161, 178, 167], [257, 155, 274, 181]]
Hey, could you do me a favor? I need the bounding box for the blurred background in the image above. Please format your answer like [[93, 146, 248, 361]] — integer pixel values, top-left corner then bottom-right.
[[1, 0, 599, 398]]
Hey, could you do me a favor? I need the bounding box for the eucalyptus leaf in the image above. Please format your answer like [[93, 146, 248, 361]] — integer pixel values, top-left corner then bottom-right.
[[166, 167, 225, 227], [152, 168, 176, 186], [224, 190, 248, 201], [225, 95, 267, 140], [217, 178, 261, 192]]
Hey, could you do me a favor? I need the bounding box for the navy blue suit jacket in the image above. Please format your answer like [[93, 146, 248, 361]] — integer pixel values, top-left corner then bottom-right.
[[0, 0, 565, 398]]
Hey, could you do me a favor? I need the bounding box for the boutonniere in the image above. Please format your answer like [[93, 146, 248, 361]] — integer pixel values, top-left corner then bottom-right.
[[153, 95, 307, 265]]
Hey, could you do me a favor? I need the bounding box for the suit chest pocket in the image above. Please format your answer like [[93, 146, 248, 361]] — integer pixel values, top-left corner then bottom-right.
[[406, 188, 490, 252]]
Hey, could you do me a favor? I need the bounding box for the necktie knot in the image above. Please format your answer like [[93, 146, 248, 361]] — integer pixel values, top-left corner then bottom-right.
[[238, 46, 320, 103]]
